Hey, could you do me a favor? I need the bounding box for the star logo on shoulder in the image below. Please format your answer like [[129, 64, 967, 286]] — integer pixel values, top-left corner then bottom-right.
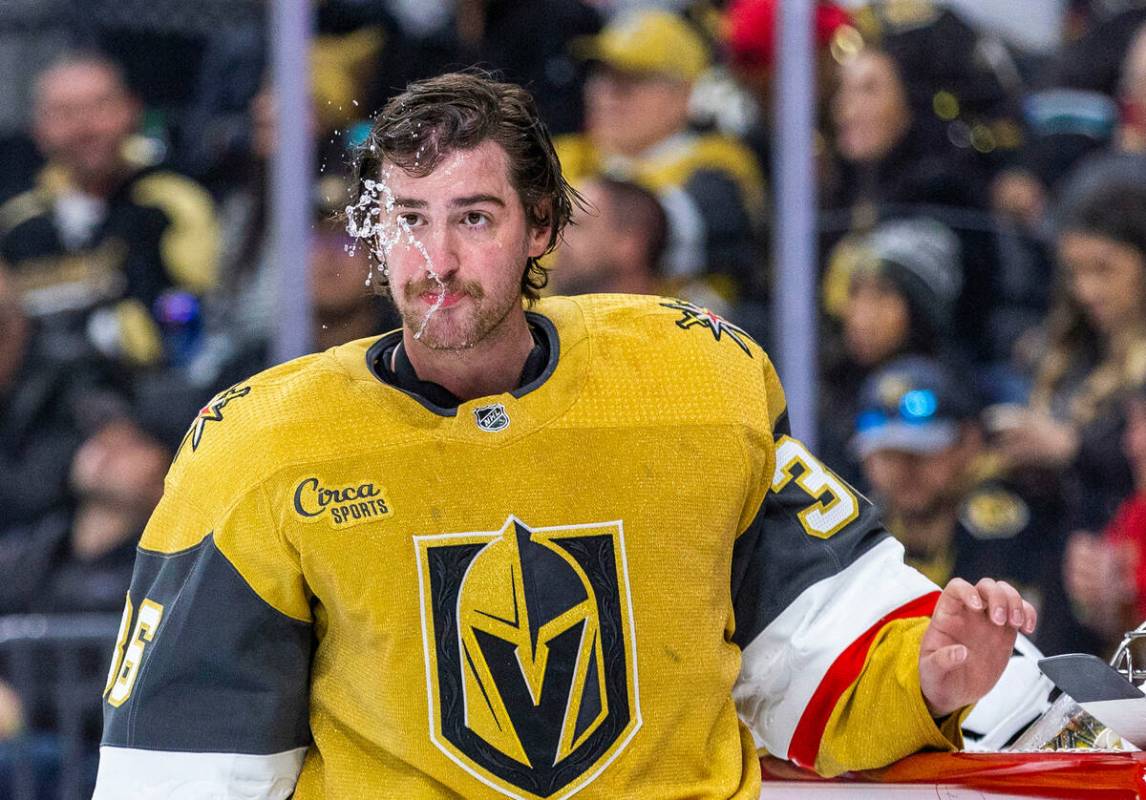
[[660, 299, 754, 357], [176, 384, 251, 459]]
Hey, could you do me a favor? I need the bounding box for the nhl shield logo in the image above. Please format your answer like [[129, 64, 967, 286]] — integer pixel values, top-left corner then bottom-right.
[[474, 403, 510, 432], [414, 517, 641, 799]]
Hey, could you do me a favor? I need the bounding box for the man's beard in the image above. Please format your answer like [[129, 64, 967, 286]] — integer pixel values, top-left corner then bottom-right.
[[397, 278, 512, 351]]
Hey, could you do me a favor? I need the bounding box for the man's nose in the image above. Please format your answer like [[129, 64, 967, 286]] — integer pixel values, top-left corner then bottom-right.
[[421, 226, 461, 278]]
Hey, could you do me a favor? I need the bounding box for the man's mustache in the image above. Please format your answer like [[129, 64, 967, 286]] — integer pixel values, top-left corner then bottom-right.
[[404, 280, 484, 301]]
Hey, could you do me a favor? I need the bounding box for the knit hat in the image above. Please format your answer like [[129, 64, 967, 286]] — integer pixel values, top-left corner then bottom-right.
[[854, 217, 963, 334]]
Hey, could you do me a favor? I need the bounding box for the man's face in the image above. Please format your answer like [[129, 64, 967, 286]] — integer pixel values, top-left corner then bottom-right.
[[585, 67, 691, 157], [310, 222, 370, 317], [552, 181, 618, 294], [33, 62, 138, 185], [69, 420, 168, 512], [863, 445, 965, 519], [379, 141, 549, 350]]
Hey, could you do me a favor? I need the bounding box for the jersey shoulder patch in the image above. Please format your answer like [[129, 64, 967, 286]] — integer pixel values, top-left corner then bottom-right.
[[174, 383, 254, 460], [658, 298, 757, 357], [165, 351, 352, 501]]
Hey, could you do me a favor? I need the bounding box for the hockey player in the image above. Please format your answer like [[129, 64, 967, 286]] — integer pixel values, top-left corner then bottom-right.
[[94, 72, 1036, 799]]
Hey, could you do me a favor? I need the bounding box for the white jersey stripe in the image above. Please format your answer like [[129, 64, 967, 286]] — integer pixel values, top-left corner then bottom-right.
[[92, 745, 307, 800], [733, 537, 939, 760]]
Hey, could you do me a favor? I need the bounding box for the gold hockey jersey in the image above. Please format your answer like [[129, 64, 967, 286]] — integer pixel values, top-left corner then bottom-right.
[[94, 294, 958, 799]]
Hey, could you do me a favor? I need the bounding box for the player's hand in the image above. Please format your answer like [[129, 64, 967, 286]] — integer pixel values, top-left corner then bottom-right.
[[918, 577, 1037, 718]]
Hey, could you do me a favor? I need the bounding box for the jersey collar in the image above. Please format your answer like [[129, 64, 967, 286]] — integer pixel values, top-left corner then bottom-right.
[[365, 312, 558, 416], [332, 298, 590, 445]]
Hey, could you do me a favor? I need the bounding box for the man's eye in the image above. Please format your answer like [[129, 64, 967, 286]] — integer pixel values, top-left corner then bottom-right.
[[397, 213, 422, 227], [463, 212, 488, 226]]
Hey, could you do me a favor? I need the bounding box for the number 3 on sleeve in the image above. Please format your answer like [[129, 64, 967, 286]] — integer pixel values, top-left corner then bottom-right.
[[770, 436, 859, 539]]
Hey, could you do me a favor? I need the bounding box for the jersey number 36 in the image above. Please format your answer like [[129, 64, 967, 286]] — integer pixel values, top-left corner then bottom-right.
[[105, 594, 165, 707]]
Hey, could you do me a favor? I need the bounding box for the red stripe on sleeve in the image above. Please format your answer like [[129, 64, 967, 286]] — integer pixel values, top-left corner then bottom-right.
[[787, 590, 940, 769]]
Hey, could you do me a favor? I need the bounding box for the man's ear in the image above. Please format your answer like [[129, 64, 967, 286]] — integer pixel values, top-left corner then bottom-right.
[[527, 225, 550, 259], [527, 200, 553, 259]]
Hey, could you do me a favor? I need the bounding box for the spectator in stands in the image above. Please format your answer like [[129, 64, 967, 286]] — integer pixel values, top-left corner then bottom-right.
[[175, 19, 267, 195], [1046, 3, 1146, 100], [178, 81, 340, 411], [819, 217, 963, 486], [986, 20, 1146, 370], [0, 52, 219, 369], [724, 0, 855, 197], [0, 419, 167, 616], [555, 9, 766, 302], [137, 168, 400, 451], [983, 85, 1118, 368], [989, 4, 1146, 234], [550, 176, 668, 296], [1065, 384, 1146, 643], [990, 9, 1146, 327], [997, 180, 1146, 530], [1065, 387, 1146, 640], [311, 203, 398, 352], [0, 416, 168, 797], [1055, 22, 1146, 219], [0, 267, 130, 538], [827, 4, 1011, 216], [856, 356, 1084, 655], [725, 0, 852, 127], [1119, 23, 1146, 154], [197, 83, 281, 386], [317, 0, 603, 137], [824, 3, 1015, 360]]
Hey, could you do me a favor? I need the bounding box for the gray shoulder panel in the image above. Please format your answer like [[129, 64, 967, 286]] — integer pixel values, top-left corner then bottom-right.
[[102, 534, 312, 754]]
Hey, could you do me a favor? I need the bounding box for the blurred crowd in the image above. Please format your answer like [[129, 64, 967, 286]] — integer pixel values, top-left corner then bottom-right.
[[2, 0, 1146, 785]]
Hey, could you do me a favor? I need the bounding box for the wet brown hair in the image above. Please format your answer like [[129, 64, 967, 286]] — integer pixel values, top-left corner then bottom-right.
[[352, 71, 581, 302]]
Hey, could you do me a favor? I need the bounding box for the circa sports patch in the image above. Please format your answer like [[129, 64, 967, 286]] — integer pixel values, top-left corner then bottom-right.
[[290, 477, 392, 529], [414, 516, 640, 800], [659, 299, 754, 356]]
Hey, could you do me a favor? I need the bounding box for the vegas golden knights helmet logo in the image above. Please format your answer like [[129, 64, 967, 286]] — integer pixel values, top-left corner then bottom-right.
[[415, 517, 640, 800]]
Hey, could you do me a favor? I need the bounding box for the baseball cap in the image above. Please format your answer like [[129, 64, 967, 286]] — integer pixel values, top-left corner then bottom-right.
[[575, 10, 710, 82], [852, 356, 979, 458]]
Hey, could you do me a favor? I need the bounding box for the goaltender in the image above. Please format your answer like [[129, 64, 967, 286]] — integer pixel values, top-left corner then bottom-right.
[[94, 72, 1036, 799]]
